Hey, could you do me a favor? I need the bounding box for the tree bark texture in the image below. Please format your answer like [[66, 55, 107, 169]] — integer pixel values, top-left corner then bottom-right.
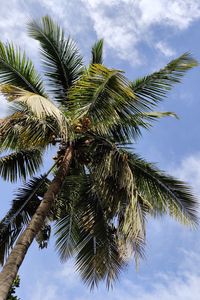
[[0, 146, 73, 300]]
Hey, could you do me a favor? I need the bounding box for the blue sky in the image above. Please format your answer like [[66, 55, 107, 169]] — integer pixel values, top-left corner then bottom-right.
[[0, 0, 200, 299]]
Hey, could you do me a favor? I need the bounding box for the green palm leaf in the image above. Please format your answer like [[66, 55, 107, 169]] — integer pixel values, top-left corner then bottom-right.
[[0, 42, 45, 97], [0, 175, 49, 264], [28, 16, 83, 104], [0, 149, 43, 182], [130, 53, 198, 107], [92, 140, 198, 226], [127, 152, 198, 226], [68, 64, 140, 134], [91, 39, 104, 64]]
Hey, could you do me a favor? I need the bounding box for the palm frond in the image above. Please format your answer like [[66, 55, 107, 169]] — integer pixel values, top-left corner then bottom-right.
[[27, 16, 83, 104], [12, 89, 68, 126], [54, 172, 125, 289], [0, 149, 43, 182], [85, 138, 198, 264], [100, 111, 178, 144], [68, 64, 181, 142], [93, 137, 198, 226], [0, 42, 45, 97], [130, 53, 198, 107], [54, 210, 80, 261], [91, 39, 104, 64], [75, 181, 125, 289], [68, 64, 141, 134], [0, 175, 49, 264], [0, 91, 69, 149], [54, 164, 87, 260], [127, 152, 198, 226]]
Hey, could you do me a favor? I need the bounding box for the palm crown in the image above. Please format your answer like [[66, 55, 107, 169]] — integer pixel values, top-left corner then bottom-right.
[[0, 16, 198, 290]]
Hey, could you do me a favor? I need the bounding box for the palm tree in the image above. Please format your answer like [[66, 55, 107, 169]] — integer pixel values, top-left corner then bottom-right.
[[0, 16, 198, 299]]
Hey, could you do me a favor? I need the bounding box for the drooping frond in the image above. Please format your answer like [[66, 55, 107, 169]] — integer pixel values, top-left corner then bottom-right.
[[54, 209, 80, 261], [91, 39, 104, 64], [130, 53, 198, 107], [0, 42, 46, 97], [54, 172, 125, 289], [27, 16, 83, 104], [87, 141, 147, 260], [126, 152, 198, 226], [54, 164, 86, 260], [0, 175, 50, 264], [90, 136, 198, 226], [75, 185, 125, 289], [0, 149, 43, 182]]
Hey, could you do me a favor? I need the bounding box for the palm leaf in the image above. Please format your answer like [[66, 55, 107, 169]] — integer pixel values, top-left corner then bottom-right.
[[68, 64, 141, 134], [0, 42, 45, 97], [130, 53, 198, 107], [0, 90, 69, 149], [91, 39, 104, 64], [75, 179, 125, 289], [0, 149, 43, 182], [0, 175, 49, 264], [100, 111, 178, 144], [86, 139, 198, 259], [127, 152, 198, 226], [27, 16, 83, 104], [54, 172, 125, 288], [91, 139, 198, 227], [12, 89, 68, 126], [54, 165, 87, 261]]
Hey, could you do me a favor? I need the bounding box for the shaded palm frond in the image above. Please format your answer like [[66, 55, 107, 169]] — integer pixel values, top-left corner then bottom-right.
[[130, 53, 198, 107], [54, 210, 80, 261], [0, 42, 45, 96], [127, 152, 198, 226], [0, 149, 43, 182], [28, 16, 83, 104], [92, 137, 198, 226], [0, 175, 50, 264], [75, 181, 125, 289], [91, 39, 104, 64], [54, 162, 87, 260], [54, 171, 125, 289]]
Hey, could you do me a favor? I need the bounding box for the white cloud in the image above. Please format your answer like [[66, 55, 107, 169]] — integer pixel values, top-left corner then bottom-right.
[[0, 0, 199, 67], [171, 153, 200, 195], [30, 281, 58, 300], [155, 41, 176, 57], [28, 249, 200, 300], [82, 0, 200, 63], [137, 0, 200, 29]]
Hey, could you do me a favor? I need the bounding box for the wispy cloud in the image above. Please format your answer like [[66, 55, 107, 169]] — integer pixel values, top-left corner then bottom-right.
[[171, 153, 200, 195], [0, 0, 199, 66], [28, 248, 200, 300], [82, 0, 200, 63], [155, 41, 176, 57]]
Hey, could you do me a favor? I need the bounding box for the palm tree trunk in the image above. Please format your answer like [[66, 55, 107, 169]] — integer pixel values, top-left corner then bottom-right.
[[0, 146, 73, 300]]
